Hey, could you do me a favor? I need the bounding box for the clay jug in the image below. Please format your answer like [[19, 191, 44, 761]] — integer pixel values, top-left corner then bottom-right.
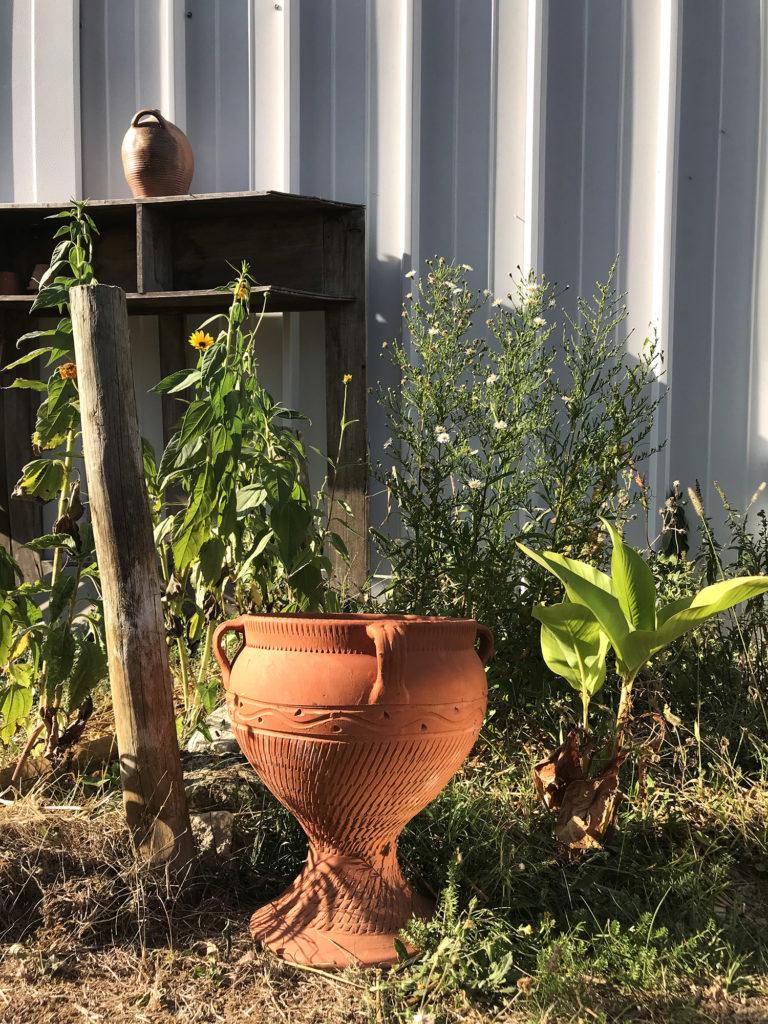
[[121, 109, 194, 197], [213, 612, 493, 968]]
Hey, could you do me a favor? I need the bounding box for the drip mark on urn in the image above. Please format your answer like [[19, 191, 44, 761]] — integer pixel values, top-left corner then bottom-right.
[[295, 709, 303, 716], [421, 724, 427, 731]]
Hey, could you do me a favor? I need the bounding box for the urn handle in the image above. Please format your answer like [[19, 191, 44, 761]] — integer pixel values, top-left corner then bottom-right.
[[131, 108, 167, 129], [212, 618, 246, 689], [365, 620, 408, 703], [475, 623, 494, 665]]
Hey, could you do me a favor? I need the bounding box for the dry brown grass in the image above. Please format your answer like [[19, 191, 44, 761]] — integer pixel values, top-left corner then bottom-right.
[[3, 786, 768, 1023], [0, 792, 519, 1023], [0, 796, 381, 1023]]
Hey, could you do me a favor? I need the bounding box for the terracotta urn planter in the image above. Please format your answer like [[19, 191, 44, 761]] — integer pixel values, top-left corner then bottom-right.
[[212, 612, 492, 967], [121, 109, 194, 197]]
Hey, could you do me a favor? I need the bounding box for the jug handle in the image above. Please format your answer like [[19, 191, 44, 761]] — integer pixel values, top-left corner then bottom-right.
[[212, 618, 246, 689], [365, 620, 408, 703], [475, 623, 494, 665], [131, 108, 167, 128]]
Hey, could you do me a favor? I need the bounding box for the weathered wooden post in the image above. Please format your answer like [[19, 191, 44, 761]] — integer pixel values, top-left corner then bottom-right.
[[70, 283, 193, 866]]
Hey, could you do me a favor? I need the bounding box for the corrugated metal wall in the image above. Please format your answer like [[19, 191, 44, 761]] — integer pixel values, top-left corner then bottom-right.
[[3, 0, 768, 529]]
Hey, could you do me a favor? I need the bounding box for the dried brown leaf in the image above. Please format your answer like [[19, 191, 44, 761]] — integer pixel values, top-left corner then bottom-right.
[[533, 730, 589, 811], [554, 752, 627, 851]]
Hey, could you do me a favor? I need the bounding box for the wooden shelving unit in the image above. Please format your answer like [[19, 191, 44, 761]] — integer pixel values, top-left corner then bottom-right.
[[0, 191, 368, 586]]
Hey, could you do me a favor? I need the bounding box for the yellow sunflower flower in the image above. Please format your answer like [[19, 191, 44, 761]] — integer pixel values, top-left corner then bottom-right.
[[233, 281, 248, 301], [59, 362, 77, 380], [188, 330, 215, 351], [343, 373, 352, 384]]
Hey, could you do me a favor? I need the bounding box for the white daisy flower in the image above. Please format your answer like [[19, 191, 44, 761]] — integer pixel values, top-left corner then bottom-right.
[[436, 431, 450, 443], [494, 420, 508, 430], [467, 478, 482, 489], [492, 299, 502, 307], [487, 373, 498, 384], [405, 269, 416, 278], [533, 316, 546, 327], [462, 264, 473, 272], [412, 1012, 437, 1024]]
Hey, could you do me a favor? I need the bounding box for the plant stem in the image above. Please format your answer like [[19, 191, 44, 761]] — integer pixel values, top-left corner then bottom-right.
[[10, 721, 45, 785], [39, 426, 78, 728], [177, 637, 192, 711], [611, 676, 635, 758], [196, 620, 215, 695], [322, 381, 350, 548], [50, 427, 78, 588]]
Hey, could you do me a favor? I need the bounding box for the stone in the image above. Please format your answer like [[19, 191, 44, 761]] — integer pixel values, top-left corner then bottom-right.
[[187, 707, 240, 755], [191, 810, 235, 860]]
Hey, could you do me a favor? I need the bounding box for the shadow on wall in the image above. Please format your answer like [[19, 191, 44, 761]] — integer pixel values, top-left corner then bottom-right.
[[0, 1, 12, 201]]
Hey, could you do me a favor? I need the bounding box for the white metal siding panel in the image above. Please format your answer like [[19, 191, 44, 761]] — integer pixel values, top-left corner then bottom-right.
[[185, 0, 251, 193], [0, 2, 14, 201], [541, 2, 586, 293], [418, 0, 493, 279], [5, 0, 80, 202], [491, 0, 540, 287], [706, 4, 761, 510], [749, 0, 768, 493]]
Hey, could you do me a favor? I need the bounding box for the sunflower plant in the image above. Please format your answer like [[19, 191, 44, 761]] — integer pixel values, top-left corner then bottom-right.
[[148, 262, 349, 716], [0, 201, 108, 771]]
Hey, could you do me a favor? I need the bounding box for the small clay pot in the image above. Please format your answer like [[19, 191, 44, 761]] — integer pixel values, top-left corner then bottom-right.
[[213, 612, 493, 968], [121, 109, 194, 198], [0, 271, 21, 294]]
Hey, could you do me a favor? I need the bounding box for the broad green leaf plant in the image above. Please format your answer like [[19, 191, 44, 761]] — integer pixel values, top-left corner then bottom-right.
[[518, 520, 768, 755], [1, 202, 107, 767]]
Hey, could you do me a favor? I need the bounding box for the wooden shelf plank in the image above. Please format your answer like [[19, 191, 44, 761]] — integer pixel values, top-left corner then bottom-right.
[[0, 190, 363, 217], [0, 285, 354, 317]]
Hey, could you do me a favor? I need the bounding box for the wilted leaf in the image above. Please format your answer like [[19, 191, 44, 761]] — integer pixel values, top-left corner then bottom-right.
[[553, 751, 627, 852], [13, 460, 65, 503], [533, 730, 588, 811]]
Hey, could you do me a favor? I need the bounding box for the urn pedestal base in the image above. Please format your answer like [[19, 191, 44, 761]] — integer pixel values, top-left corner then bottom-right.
[[214, 613, 492, 969], [249, 849, 433, 967]]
